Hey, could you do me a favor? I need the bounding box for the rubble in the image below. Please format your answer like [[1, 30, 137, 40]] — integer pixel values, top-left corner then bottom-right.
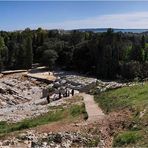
[[0, 130, 102, 147], [0, 72, 80, 122], [0, 73, 49, 122], [96, 81, 127, 92], [0, 74, 43, 108], [50, 73, 98, 96], [0, 73, 3, 78]]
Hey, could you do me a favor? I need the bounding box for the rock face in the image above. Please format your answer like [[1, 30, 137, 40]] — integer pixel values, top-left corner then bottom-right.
[[62, 75, 97, 92], [52, 74, 98, 94], [0, 73, 49, 122]]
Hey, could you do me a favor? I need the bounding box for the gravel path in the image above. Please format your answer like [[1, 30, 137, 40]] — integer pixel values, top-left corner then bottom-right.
[[80, 93, 105, 123]]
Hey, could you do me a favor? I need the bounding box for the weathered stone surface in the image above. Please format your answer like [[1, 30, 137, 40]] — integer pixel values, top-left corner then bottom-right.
[[0, 130, 102, 147], [0, 73, 49, 122], [0, 70, 131, 123]]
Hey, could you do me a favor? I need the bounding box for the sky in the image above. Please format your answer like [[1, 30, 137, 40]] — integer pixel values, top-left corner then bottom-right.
[[1, 1, 148, 31]]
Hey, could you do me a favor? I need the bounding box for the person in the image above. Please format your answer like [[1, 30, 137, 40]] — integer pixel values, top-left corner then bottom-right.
[[65, 87, 68, 97], [59, 92, 62, 99], [46, 95, 50, 104], [71, 89, 74, 96]]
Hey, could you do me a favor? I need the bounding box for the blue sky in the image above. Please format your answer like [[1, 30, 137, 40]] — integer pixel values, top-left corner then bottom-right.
[[1, 1, 148, 30]]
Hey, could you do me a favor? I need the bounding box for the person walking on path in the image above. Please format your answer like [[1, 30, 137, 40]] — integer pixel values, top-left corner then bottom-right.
[[46, 95, 50, 104], [71, 89, 74, 96]]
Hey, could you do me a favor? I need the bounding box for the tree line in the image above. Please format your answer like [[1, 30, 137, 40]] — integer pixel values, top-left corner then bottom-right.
[[0, 28, 148, 80]]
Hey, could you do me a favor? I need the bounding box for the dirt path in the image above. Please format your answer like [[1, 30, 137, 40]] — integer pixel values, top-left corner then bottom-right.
[[79, 93, 114, 148], [80, 93, 105, 123]]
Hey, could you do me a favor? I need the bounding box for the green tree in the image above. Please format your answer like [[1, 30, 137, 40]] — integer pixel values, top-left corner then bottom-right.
[[0, 54, 2, 72], [41, 50, 58, 69], [0, 36, 8, 70], [25, 37, 33, 69], [16, 44, 26, 69], [141, 35, 145, 49], [130, 42, 144, 62], [73, 41, 94, 73]]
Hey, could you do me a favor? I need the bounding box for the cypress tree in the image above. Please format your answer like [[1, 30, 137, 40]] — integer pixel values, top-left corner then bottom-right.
[[25, 37, 33, 69]]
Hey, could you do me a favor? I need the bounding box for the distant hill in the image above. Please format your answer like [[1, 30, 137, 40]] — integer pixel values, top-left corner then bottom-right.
[[77, 28, 148, 33]]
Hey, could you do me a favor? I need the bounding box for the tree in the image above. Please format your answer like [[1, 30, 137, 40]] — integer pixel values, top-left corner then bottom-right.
[[73, 41, 93, 73], [7, 41, 17, 68], [120, 61, 141, 80], [24, 37, 33, 69], [130, 42, 144, 62], [15, 44, 26, 69], [0, 54, 2, 72], [57, 42, 73, 68], [41, 50, 58, 69], [70, 30, 84, 45], [0, 36, 8, 70], [141, 35, 145, 49]]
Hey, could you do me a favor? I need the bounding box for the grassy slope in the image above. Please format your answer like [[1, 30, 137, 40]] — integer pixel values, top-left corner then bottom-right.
[[0, 104, 87, 136], [95, 83, 148, 147]]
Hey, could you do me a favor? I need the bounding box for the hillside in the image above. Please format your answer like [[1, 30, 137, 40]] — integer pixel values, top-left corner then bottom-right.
[[95, 83, 148, 147], [0, 69, 132, 147], [0, 69, 107, 147], [0, 68, 148, 147]]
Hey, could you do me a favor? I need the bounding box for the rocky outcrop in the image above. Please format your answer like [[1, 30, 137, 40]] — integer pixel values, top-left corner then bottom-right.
[[0, 74, 43, 108], [0, 74, 49, 122]]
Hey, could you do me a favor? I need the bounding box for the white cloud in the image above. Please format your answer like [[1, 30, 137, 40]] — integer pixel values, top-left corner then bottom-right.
[[39, 11, 148, 29]]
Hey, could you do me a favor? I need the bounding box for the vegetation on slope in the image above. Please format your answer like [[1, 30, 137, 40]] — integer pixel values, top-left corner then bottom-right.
[[95, 83, 148, 147], [0, 104, 87, 135]]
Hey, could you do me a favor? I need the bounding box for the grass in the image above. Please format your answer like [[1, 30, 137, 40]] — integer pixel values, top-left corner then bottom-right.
[[95, 83, 148, 114], [94, 83, 148, 147], [0, 104, 87, 135], [70, 103, 88, 120], [113, 131, 142, 147]]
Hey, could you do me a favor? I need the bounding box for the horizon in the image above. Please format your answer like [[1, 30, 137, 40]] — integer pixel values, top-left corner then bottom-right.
[[2, 28, 148, 33], [1, 1, 148, 31]]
